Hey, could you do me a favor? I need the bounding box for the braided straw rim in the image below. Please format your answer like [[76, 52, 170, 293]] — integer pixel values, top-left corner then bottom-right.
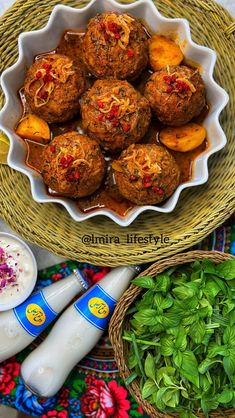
[[0, 0, 234, 266], [109, 250, 235, 417]]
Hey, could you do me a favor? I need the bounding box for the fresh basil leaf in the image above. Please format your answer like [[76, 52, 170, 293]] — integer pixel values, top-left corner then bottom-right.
[[173, 285, 195, 300], [160, 336, 174, 356], [199, 374, 211, 392], [215, 260, 235, 280], [223, 325, 235, 346], [198, 298, 213, 318], [217, 388, 233, 404], [175, 326, 187, 350], [144, 353, 156, 380], [135, 290, 154, 309], [161, 312, 181, 329], [132, 276, 155, 289], [201, 397, 219, 415], [133, 309, 157, 326], [153, 293, 173, 311], [201, 259, 216, 274], [141, 378, 157, 399], [181, 389, 189, 399], [180, 411, 198, 418], [203, 280, 221, 304], [180, 350, 199, 388], [189, 319, 206, 344], [152, 387, 168, 411], [207, 343, 229, 358], [156, 367, 176, 384], [222, 299, 235, 316], [154, 273, 171, 292], [198, 358, 222, 374], [182, 313, 199, 326], [162, 388, 180, 408], [173, 350, 183, 368], [223, 355, 235, 378], [162, 373, 176, 387], [128, 352, 138, 369]]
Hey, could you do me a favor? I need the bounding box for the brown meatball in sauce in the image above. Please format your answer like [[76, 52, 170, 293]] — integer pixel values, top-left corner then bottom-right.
[[112, 144, 180, 205], [42, 132, 105, 198], [81, 79, 151, 153], [83, 12, 148, 80], [24, 54, 85, 123], [144, 65, 206, 126]]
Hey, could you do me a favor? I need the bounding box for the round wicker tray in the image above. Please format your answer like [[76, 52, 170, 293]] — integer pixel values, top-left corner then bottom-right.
[[109, 250, 235, 417], [0, 0, 234, 266]]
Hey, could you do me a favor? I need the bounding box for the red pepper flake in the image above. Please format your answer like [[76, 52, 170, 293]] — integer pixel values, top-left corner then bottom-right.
[[115, 33, 121, 40], [38, 91, 48, 100], [153, 186, 164, 195], [67, 173, 74, 182], [67, 155, 74, 165], [36, 71, 42, 79], [143, 182, 152, 188], [130, 175, 138, 182], [60, 155, 74, 168], [97, 100, 104, 109], [176, 80, 190, 93], [167, 86, 173, 93], [123, 123, 131, 132], [106, 113, 114, 121], [107, 22, 121, 35], [42, 63, 52, 72], [143, 174, 151, 181], [74, 171, 81, 180], [112, 119, 119, 127], [98, 114, 104, 121], [43, 74, 54, 83], [127, 48, 134, 58], [50, 145, 56, 153]]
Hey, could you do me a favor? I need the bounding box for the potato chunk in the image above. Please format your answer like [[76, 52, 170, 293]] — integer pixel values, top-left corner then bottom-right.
[[15, 114, 50, 144], [160, 123, 206, 152], [149, 35, 183, 71]]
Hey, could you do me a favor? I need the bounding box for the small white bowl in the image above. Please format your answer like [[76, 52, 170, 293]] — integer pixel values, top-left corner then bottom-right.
[[0, 233, 37, 311], [0, 0, 229, 227]]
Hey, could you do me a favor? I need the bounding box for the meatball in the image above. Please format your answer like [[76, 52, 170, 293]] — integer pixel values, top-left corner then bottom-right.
[[83, 12, 148, 80], [81, 79, 151, 153], [24, 54, 85, 123], [42, 132, 105, 198], [144, 65, 206, 126], [112, 144, 180, 205]]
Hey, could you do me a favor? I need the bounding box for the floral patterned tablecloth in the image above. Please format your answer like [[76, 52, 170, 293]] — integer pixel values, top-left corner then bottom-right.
[[0, 218, 235, 418]]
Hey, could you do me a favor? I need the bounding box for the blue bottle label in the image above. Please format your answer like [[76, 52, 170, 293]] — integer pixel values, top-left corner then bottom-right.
[[74, 284, 117, 331], [13, 291, 57, 337]]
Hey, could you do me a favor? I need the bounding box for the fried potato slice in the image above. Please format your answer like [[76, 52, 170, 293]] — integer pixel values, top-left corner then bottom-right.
[[15, 114, 50, 144], [160, 123, 206, 152], [149, 35, 183, 71]]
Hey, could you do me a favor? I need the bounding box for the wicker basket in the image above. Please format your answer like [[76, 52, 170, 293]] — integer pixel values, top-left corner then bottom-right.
[[109, 250, 235, 417]]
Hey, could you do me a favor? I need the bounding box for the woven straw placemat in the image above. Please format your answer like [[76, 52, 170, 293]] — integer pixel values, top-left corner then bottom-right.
[[0, 0, 234, 266]]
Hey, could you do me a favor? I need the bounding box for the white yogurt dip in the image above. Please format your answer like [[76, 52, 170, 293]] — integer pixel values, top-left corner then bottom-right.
[[0, 233, 37, 311]]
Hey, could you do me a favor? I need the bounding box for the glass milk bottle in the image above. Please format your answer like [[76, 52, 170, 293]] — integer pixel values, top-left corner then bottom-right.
[[21, 265, 140, 397], [0, 269, 89, 363]]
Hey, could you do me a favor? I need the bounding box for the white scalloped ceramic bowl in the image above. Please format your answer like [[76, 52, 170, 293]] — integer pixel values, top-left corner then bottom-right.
[[0, 0, 229, 227]]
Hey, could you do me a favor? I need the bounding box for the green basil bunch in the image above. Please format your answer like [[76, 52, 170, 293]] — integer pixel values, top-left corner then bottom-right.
[[123, 259, 235, 418]]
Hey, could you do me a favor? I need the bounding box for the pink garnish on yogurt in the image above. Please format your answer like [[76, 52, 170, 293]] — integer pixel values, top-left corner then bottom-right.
[[0, 246, 18, 293]]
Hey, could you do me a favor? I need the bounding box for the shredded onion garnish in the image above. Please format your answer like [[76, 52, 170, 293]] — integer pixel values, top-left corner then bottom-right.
[[29, 57, 75, 108], [122, 145, 162, 179], [100, 13, 135, 49]]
